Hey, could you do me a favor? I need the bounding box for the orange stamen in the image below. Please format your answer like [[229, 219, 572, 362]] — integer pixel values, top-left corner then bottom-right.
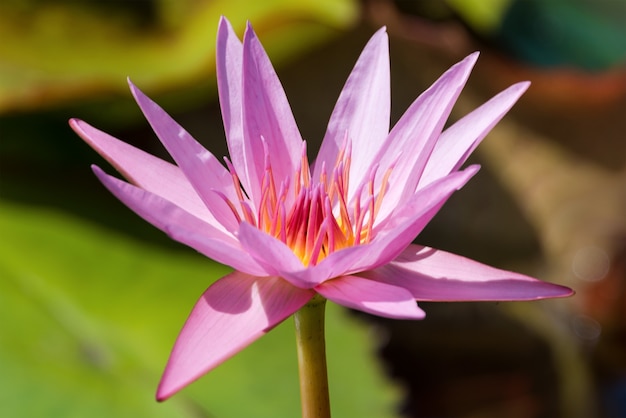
[[219, 135, 393, 266]]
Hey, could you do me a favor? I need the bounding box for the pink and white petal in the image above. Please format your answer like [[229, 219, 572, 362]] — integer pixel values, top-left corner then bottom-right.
[[419, 82, 530, 188], [70, 119, 218, 227], [93, 166, 264, 275], [313, 165, 479, 281], [363, 244, 574, 301], [313, 27, 390, 199], [366, 165, 479, 266], [216, 17, 253, 196], [315, 275, 425, 319], [129, 81, 240, 232], [241, 23, 303, 206], [308, 244, 375, 285], [166, 225, 267, 277], [157, 272, 315, 400], [236, 222, 319, 288], [371, 53, 479, 224]]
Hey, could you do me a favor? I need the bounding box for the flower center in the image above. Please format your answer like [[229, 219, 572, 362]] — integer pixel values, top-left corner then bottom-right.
[[223, 140, 392, 266]]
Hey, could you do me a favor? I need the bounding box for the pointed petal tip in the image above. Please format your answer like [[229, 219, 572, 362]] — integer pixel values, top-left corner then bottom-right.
[[218, 15, 233, 35], [450, 51, 479, 75], [513, 80, 531, 94], [505, 281, 575, 301], [90, 164, 118, 187], [463, 51, 479, 68], [242, 21, 260, 49], [68, 118, 89, 138], [443, 51, 478, 72], [90, 164, 101, 173], [373, 244, 577, 302], [413, 306, 427, 320], [91, 164, 115, 189], [69, 118, 98, 137], [127, 79, 147, 107], [155, 385, 171, 402], [156, 375, 185, 402], [69, 119, 107, 145], [460, 164, 480, 183], [365, 25, 388, 49], [127, 78, 141, 97], [127, 79, 153, 107], [372, 25, 388, 38], [244, 20, 255, 37], [550, 284, 576, 299], [70, 119, 109, 149], [499, 81, 531, 102]]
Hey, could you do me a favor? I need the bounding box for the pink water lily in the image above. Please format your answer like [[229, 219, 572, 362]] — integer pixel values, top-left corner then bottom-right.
[[70, 17, 573, 401]]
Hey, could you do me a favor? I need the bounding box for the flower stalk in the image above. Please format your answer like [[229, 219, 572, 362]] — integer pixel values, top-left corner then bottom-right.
[[294, 295, 331, 418]]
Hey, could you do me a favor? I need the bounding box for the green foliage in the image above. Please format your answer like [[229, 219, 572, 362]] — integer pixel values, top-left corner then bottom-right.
[[0, 202, 400, 417], [0, 0, 357, 113]]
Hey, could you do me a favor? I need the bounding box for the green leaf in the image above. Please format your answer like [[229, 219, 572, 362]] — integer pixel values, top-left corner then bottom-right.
[[0, 0, 357, 113], [0, 201, 400, 417]]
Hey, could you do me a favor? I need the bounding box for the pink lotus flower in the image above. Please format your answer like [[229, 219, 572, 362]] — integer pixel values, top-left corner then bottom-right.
[[70, 17, 573, 401]]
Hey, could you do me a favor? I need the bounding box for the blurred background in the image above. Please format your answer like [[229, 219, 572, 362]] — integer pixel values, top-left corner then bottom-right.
[[1, 0, 624, 417]]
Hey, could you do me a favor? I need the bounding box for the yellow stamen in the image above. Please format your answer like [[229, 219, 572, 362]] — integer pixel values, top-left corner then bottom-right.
[[219, 138, 393, 266]]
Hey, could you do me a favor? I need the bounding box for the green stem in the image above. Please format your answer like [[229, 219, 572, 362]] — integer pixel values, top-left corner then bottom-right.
[[294, 295, 331, 418]]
